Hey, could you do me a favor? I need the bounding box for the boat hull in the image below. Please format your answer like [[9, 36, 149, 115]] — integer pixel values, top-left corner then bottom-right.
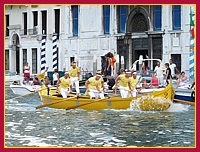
[[10, 84, 41, 96], [173, 80, 195, 102], [38, 80, 174, 111]]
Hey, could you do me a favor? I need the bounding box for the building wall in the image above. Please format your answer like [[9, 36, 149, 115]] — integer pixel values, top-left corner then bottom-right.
[[5, 5, 193, 77]]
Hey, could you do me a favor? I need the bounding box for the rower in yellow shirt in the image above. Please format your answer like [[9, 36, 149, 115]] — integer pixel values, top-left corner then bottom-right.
[[56, 72, 72, 98], [96, 70, 105, 90], [69, 61, 80, 95], [114, 70, 132, 98], [85, 72, 105, 99], [129, 71, 139, 97]]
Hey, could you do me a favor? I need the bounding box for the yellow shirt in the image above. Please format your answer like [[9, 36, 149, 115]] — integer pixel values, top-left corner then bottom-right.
[[98, 76, 104, 88], [130, 77, 138, 90], [88, 77, 101, 90], [118, 75, 131, 87], [69, 67, 80, 77], [59, 76, 71, 90]]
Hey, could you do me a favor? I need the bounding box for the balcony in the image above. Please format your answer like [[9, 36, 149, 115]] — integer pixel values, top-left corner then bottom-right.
[[19, 27, 38, 36]]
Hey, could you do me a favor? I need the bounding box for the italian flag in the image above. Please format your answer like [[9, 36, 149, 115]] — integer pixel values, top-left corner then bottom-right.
[[190, 9, 195, 38]]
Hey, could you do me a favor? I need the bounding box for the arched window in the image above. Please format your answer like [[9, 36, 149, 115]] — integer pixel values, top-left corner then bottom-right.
[[131, 13, 148, 32]]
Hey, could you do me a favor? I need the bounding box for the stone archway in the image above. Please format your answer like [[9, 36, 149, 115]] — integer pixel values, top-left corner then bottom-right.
[[125, 6, 151, 69], [130, 13, 148, 32], [126, 7, 150, 33], [10, 33, 20, 74]]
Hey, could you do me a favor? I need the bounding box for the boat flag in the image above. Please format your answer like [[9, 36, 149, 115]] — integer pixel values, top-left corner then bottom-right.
[[41, 34, 46, 74], [189, 6, 195, 80], [52, 33, 58, 70]]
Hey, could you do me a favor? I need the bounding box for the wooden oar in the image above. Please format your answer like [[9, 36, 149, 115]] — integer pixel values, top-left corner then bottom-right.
[[6, 86, 54, 101], [173, 99, 195, 106], [65, 95, 117, 111], [36, 95, 80, 109]]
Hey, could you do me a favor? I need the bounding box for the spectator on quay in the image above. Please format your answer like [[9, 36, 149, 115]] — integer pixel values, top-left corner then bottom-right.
[[104, 53, 111, 76], [169, 59, 179, 78], [24, 62, 30, 78], [108, 52, 116, 76], [154, 61, 164, 86], [176, 71, 188, 88], [165, 63, 172, 85], [53, 69, 59, 85], [150, 73, 159, 87]]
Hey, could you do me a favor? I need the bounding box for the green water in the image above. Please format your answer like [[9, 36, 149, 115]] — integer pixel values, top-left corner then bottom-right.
[[5, 87, 195, 147]]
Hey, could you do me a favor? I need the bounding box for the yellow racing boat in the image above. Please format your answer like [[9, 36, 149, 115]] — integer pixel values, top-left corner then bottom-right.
[[37, 80, 174, 111]]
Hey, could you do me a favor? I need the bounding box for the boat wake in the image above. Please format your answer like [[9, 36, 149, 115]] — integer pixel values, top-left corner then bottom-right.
[[129, 96, 190, 112], [165, 102, 190, 112]]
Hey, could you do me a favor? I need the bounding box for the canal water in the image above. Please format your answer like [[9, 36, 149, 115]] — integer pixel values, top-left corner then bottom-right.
[[5, 87, 195, 147]]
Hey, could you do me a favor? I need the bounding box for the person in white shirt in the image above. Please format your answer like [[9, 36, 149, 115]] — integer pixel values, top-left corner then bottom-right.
[[53, 69, 59, 85], [24, 62, 30, 78], [154, 61, 164, 86], [169, 59, 179, 78]]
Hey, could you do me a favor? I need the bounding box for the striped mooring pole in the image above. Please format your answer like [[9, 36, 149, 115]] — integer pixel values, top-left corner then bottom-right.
[[189, 6, 195, 80], [41, 34, 46, 73], [52, 33, 58, 70]]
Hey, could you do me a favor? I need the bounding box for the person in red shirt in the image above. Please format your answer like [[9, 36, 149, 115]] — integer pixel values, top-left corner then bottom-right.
[[151, 73, 158, 87]]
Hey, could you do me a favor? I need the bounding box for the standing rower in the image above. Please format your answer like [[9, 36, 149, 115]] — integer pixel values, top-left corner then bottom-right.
[[129, 71, 139, 97], [69, 61, 80, 95]]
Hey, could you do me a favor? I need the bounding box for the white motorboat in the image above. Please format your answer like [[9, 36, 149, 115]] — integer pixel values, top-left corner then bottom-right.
[[10, 84, 41, 96], [5, 70, 23, 86], [132, 57, 195, 102], [172, 80, 195, 102]]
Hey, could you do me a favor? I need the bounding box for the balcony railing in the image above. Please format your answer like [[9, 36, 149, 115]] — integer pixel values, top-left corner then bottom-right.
[[19, 27, 38, 36]]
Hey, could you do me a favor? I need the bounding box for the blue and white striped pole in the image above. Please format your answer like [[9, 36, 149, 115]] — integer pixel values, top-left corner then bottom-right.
[[189, 51, 194, 80], [52, 33, 58, 70], [41, 34, 46, 73], [189, 6, 195, 81]]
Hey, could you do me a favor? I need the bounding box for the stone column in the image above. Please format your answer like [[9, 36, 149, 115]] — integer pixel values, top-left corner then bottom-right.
[[128, 39, 133, 69], [148, 36, 153, 70], [19, 46, 23, 75]]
